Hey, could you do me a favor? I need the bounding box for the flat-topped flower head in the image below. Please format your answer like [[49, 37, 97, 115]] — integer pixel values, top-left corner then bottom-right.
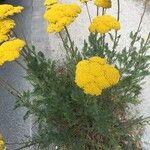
[[0, 39, 26, 65], [0, 19, 15, 35], [0, 4, 24, 19], [0, 18, 15, 43], [89, 15, 120, 33], [0, 18, 16, 43], [44, 3, 81, 33], [75, 56, 120, 96], [94, 0, 111, 8]]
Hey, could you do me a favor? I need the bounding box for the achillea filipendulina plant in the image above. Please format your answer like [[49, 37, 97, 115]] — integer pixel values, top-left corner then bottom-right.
[[0, 0, 150, 150]]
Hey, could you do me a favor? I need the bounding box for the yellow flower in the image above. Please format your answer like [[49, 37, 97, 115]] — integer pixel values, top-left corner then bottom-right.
[[0, 19, 15, 34], [0, 39, 26, 65], [89, 15, 120, 33], [0, 34, 8, 43], [75, 56, 120, 96], [94, 0, 111, 8], [47, 23, 64, 32], [80, 0, 90, 3], [44, 0, 58, 5], [44, 3, 81, 33], [0, 133, 5, 150], [0, 18, 16, 43], [0, 4, 24, 19]]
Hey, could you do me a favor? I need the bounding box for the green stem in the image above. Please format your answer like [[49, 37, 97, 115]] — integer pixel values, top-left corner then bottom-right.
[[102, 34, 105, 50], [0, 81, 17, 96], [6, 141, 29, 145], [0, 76, 21, 96], [112, 0, 120, 55], [102, 8, 105, 49], [13, 142, 38, 150], [117, 0, 120, 21], [144, 33, 150, 47], [131, 0, 148, 46], [97, 6, 99, 16], [59, 32, 69, 56], [64, 26, 75, 56], [14, 19, 31, 53], [12, 30, 18, 38], [85, 3, 91, 23], [11, 29, 30, 58], [21, 49, 27, 58], [15, 60, 27, 71], [136, 1, 147, 32], [102, 8, 105, 15]]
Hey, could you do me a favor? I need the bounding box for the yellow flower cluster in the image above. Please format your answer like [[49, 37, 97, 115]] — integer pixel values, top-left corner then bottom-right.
[[0, 4, 25, 66], [0, 4, 23, 43], [89, 15, 120, 33], [94, 0, 111, 8], [0, 19, 15, 35], [0, 4, 23, 19], [0, 134, 5, 150], [44, 3, 81, 32], [0, 39, 26, 65], [75, 56, 120, 96], [0, 18, 16, 43]]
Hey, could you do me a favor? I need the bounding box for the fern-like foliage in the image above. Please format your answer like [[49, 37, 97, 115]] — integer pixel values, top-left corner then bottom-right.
[[15, 31, 150, 150]]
